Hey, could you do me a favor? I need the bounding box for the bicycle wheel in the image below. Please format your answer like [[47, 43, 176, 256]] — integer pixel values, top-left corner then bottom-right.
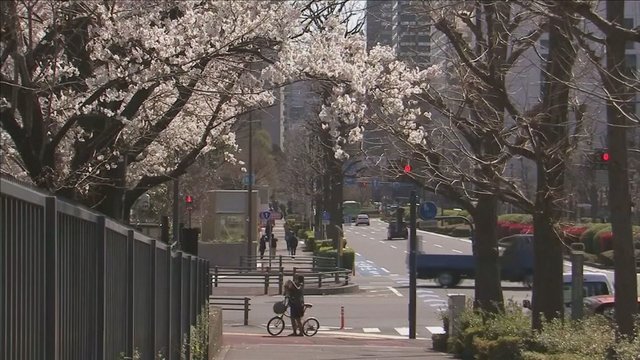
[[267, 316, 285, 336], [302, 317, 319, 336]]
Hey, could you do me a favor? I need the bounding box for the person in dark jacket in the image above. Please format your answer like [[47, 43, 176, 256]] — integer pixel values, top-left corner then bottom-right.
[[259, 234, 267, 260], [289, 232, 299, 257]]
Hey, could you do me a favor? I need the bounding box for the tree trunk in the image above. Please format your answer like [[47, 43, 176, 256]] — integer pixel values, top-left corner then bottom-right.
[[605, 0, 638, 338], [530, 8, 577, 330], [472, 194, 504, 313], [531, 183, 565, 329]]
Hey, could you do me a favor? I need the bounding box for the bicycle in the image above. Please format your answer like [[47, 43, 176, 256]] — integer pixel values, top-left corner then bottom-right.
[[267, 298, 320, 336]]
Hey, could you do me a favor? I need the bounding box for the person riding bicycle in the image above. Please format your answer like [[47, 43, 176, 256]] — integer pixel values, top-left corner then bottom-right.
[[284, 275, 305, 336]]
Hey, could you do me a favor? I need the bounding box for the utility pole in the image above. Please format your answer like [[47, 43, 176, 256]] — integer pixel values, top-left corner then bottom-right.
[[408, 190, 417, 339], [172, 177, 180, 244], [247, 113, 254, 261]]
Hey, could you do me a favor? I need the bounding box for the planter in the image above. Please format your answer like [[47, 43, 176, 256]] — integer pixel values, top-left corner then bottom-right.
[[432, 333, 449, 352]]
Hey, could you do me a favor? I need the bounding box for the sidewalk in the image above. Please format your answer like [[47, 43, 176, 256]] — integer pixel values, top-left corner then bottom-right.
[[216, 332, 456, 360]]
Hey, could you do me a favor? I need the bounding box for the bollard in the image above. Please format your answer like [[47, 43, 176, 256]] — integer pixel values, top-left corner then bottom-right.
[[214, 266, 219, 287], [264, 268, 270, 295], [318, 273, 322, 288], [448, 294, 466, 336], [244, 297, 250, 325], [571, 243, 585, 320], [340, 306, 345, 329], [279, 255, 283, 269]]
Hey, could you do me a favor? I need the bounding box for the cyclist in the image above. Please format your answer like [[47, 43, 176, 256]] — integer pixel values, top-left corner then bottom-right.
[[285, 275, 305, 336]]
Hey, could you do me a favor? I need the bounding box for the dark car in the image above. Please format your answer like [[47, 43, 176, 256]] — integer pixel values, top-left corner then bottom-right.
[[387, 221, 408, 240]]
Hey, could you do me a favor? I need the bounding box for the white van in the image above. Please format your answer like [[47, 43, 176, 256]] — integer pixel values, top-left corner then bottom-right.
[[563, 272, 613, 307]]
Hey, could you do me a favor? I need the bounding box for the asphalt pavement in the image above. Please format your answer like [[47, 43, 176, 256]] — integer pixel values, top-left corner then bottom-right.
[[217, 332, 456, 360]]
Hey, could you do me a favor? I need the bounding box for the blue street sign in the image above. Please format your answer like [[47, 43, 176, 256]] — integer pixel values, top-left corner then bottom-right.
[[322, 211, 330, 221], [242, 174, 255, 186], [259, 211, 272, 221], [418, 201, 438, 220]]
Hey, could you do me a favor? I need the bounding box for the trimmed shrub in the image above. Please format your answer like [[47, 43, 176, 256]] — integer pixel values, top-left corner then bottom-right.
[[313, 246, 355, 270], [597, 249, 640, 267], [560, 226, 588, 244], [594, 230, 613, 252], [580, 223, 610, 254], [498, 214, 533, 224]]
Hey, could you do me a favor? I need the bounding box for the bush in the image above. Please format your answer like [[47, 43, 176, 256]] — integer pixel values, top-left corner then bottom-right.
[[498, 214, 533, 224], [597, 249, 640, 267], [313, 246, 355, 270]]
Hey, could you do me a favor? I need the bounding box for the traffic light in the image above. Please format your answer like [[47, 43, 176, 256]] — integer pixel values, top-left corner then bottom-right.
[[404, 164, 412, 173], [185, 195, 194, 209], [592, 149, 610, 169]]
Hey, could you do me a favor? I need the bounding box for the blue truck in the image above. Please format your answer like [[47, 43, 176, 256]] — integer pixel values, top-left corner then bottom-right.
[[413, 234, 534, 288]]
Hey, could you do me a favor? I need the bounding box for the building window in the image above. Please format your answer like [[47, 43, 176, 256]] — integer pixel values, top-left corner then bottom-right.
[[624, 18, 634, 50]]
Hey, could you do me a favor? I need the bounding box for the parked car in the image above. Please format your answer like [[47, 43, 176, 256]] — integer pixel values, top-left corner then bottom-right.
[[563, 272, 613, 304], [355, 214, 370, 226], [584, 295, 640, 320]]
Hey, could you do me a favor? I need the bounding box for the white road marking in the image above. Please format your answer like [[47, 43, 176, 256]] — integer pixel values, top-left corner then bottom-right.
[[355, 252, 361, 256], [452, 249, 463, 254], [416, 289, 434, 294], [390, 245, 397, 249], [430, 303, 448, 308], [378, 240, 385, 243], [363, 327, 381, 333], [387, 286, 403, 297], [395, 327, 410, 336], [404, 251, 408, 254], [426, 326, 446, 335], [418, 294, 440, 298], [433, 244, 442, 248], [423, 298, 448, 303], [417, 229, 472, 243], [366, 260, 374, 263], [380, 267, 390, 273], [369, 237, 375, 240]]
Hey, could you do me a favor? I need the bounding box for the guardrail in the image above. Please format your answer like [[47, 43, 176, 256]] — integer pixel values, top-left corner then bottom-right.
[[209, 297, 250, 325], [210, 265, 351, 295]]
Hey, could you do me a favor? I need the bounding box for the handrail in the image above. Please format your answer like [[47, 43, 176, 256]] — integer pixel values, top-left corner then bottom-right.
[[210, 265, 351, 295]]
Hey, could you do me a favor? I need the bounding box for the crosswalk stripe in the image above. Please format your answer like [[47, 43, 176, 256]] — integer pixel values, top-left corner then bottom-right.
[[363, 327, 381, 333], [395, 327, 409, 336], [426, 326, 446, 334]]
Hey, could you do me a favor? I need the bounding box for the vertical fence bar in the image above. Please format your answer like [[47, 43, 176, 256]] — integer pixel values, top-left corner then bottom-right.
[[167, 247, 173, 360], [243, 298, 249, 326], [150, 240, 157, 359], [95, 216, 106, 360], [214, 266, 218, 287], [278, 267, 284, 295], [318, 273, 322, 288], [127, 230, 135, 358], [44, 196, 59, 360], [176, 251, 184, 358], [264, 268, 269, 295]]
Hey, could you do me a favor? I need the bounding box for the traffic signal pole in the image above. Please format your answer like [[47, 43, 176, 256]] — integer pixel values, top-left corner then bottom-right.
[[408, 190, 417, 339]]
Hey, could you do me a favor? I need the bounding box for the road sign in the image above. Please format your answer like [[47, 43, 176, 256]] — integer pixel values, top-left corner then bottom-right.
[[259, 211, 271, 221], [322, 211, 330, 221], [418, 201, 438, 220], [242, 174, 255, 186]]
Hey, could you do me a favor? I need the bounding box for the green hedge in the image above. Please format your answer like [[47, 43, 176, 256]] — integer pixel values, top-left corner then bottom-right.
[[498, 214, 533, 224], [314, 246, 355, 270], [579, 223, 609, 254]]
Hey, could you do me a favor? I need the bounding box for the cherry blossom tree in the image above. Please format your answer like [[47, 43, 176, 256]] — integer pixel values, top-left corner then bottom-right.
[[0, 0, 365, 220]]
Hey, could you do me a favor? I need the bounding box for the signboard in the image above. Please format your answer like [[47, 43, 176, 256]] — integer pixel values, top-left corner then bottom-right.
[[418, 201, 438, 220], [322, 211, 330, 225], [270, 211, 283, 220]]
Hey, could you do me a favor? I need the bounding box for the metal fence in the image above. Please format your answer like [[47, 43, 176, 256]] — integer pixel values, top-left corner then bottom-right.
[[0, 178, 209, 360]]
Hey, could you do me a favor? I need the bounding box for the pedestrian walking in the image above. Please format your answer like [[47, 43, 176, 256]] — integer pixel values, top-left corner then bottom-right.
[[259, 234, 267, 260], [285, 231, 292, 255], [290, 231, 299, 257], [269, 234, 278, 259]]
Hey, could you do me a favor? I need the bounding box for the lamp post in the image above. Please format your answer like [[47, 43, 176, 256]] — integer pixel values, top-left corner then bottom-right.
[[247, 113, 254, 261]]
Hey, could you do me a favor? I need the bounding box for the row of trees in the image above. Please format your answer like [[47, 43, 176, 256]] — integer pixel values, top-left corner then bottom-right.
[[316, 0, 638, 336], [1, 0, 637, 337]]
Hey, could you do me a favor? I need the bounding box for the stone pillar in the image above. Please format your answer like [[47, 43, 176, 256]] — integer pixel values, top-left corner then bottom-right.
[[448, 294, 466, 336]]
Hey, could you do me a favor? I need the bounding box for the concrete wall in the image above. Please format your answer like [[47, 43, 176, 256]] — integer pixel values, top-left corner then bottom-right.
[[198, 242, 249, 267]]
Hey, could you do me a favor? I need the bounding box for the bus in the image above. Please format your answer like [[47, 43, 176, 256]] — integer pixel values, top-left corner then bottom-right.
[[343, 201, 361, 222]]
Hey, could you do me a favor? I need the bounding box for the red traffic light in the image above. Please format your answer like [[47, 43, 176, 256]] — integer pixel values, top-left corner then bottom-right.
[[185, 195, 193, 204], [404, 164, 412, 173], [600, 152, 610, 162]]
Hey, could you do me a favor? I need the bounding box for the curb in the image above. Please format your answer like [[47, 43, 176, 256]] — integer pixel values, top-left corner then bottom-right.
[[303, 283, 360, 295]]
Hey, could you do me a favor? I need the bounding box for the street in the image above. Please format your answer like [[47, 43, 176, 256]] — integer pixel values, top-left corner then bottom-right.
[[221, 218, 616, 340]]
